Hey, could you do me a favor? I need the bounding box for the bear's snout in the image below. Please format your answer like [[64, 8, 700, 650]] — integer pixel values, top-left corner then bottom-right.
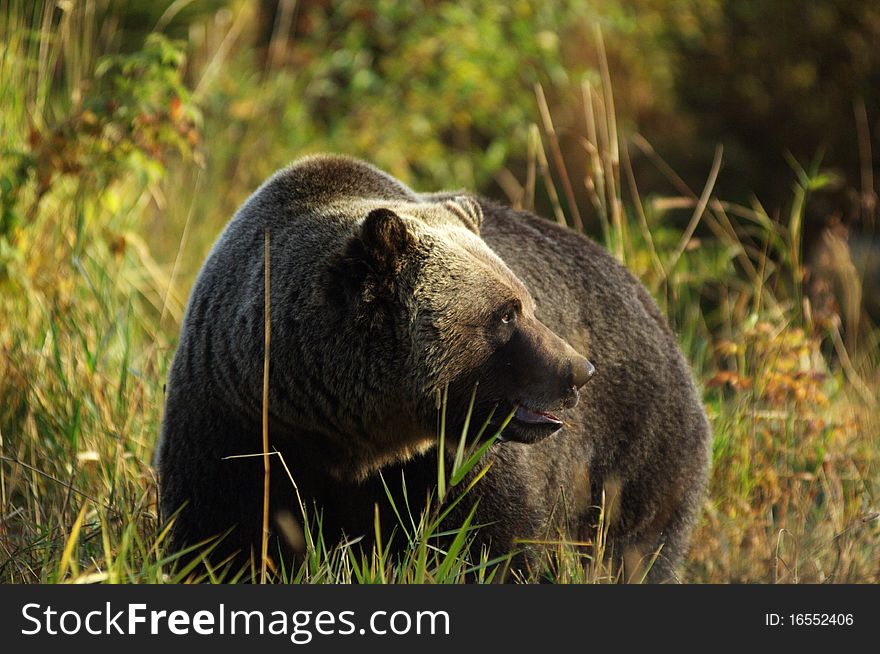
[[512, 315, 593, 411]]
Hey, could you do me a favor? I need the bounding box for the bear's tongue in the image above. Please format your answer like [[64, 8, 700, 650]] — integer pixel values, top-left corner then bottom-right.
[[514, 405, 563, 426]]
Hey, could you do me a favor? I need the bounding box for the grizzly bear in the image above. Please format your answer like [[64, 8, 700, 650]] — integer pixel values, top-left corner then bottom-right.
[[154, 154, 711, 582]]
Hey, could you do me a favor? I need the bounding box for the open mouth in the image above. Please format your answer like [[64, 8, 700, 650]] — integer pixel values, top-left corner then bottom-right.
[[492, 401, 565, 444], [513, 405, 563, 427]]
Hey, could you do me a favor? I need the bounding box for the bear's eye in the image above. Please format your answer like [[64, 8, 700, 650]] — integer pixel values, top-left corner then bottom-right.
[[500, 308, 516, 324]]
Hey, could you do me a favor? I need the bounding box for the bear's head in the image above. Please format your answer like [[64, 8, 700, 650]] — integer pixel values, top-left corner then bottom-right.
[[326, 196, 594, 471]]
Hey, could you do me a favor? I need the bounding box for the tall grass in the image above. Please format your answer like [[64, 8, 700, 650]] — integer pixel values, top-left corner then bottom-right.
[[1, 1, 877, 584]]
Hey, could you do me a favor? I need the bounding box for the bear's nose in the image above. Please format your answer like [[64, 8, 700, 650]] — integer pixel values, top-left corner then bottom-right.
[[571, 358, 596, 389]]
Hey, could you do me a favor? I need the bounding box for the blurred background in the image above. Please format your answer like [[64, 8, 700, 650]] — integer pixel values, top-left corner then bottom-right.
[[0, 0, 877, 583]]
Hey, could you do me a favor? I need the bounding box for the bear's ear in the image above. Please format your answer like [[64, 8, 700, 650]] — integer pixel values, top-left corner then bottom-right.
[[325, 208, 417, 312], [442, 196, 483, 234], [358, 207, 417, 273]]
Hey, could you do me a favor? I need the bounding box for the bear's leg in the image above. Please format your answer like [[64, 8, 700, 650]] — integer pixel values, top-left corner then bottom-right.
[[157, 399, 265, 575]]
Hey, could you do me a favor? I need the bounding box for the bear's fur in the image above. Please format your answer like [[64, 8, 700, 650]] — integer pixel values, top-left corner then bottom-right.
[[155, 154, 711, 581]]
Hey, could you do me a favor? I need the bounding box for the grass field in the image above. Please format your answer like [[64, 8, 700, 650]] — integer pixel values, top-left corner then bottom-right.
[[1, 1, 878, 583]]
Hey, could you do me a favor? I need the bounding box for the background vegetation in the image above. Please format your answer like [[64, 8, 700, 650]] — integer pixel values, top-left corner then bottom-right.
[[1, 0, 877, 583]]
